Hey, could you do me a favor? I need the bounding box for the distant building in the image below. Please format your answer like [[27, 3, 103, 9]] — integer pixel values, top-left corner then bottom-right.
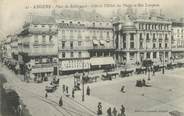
[[171, 20, 184, 59]]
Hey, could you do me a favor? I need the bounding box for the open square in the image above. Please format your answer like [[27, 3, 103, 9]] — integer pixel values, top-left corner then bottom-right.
[[91, 69, 184, 116]]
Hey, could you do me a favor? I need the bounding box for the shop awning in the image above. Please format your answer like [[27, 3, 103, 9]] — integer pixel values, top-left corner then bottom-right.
[[90, 57, 115, 66], [93, 40, 99, 45]]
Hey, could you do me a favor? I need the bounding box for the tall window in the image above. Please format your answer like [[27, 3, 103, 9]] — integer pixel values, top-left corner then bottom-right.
[[146, 52, 150, 58], [123, 34, 126, 49], [153, 52, 156, 58], [71, 52, 74, 58], [62, 52, 65, 58], [130, 33, 134, 41], [146, 33, 149, 40], [42, 35, 46, 43], [153, 43, 156, 48], [78, 52, 81, 58], [165, 43, 168, 48], [34, 35, 38, 43], [70, 41, 73, 49], [159, 43, 162, 48], [140, 42, 143, 49], [139, 33, 142, 40], [153, 33, 155, 39], [130, 42, 134, 49], [62, 41, 65, 49], [78, 41, 82, 46], [107, 31, 110, 38], [165, 34, 168, 41], [49, 36, 52, 42]]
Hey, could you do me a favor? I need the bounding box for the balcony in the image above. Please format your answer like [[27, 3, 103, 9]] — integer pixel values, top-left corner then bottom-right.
[[32, 63, 57, 68], [29, 27, 57, 35]]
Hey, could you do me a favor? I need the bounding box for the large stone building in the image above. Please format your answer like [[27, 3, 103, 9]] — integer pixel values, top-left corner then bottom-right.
[[54, 10, 115, 74], [113, 15, 172, 65], [171, 20, 184, 59], [18, 15, 58, 78]]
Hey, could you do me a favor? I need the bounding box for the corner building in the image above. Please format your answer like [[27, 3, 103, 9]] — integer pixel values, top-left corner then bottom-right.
[[113, 16, 172, 65]]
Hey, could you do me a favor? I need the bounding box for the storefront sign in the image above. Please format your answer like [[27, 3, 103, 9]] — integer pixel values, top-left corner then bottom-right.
[[60, 59, 90, 71]]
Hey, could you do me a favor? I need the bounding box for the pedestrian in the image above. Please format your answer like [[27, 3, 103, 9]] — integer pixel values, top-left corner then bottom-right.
[[120, 85, 125, 93], [18, 104, 23, 116], [120, 105, 125, 116], [45, 92, 48, 98], [112, 107, 117, 116], [107, 107, 112, 116], [86, 86, 90, 96], [59, 96, 63, 106], [72, 88, 75, 98], [66, 86, 69, 94], [142, 79, 146, 86], [97, 102, 102, 115], [62, 84, 65, 93], [153, 69, 155, 76]]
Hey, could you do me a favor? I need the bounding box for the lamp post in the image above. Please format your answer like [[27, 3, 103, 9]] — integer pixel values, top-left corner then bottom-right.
[[162, 51, 165, 74], [82, 60, 85, 102], [82, 75, 84, 102], [148, 67, 151, 80]]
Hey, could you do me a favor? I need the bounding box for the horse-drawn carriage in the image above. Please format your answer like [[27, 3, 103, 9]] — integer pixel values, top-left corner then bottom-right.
[[135, 67, 146, 74], [120, 69, 134, 77], [45, 77, 59, 92], [45, 84, 57, 92], [166, 63, 174, 70], [101, 71, 119, 80], [84, 75, 99, 83]]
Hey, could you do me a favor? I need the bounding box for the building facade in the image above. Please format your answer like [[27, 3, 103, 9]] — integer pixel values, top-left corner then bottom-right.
[[53, 9, 115, 74], [171, 20, 184, 59], [18, 15, 58, 78], [113, 15, 172, 65]]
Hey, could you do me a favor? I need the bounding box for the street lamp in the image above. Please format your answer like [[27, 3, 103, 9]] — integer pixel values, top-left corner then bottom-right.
[[82, 75, 85, 102], [82, 60, 85, 102], [162, 51, 165, 74]]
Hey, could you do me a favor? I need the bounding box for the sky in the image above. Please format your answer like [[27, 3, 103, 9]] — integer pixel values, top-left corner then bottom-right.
[[0, 0, 184, 40]]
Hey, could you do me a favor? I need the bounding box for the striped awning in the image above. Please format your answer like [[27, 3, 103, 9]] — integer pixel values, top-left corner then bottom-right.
[[90, 57, 115, 66]]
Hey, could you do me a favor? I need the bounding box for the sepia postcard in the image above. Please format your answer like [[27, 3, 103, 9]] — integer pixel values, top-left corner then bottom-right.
[[0, 0, 184, 116]]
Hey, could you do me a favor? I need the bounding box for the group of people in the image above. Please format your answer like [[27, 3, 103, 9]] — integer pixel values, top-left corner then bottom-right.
[[136, 79, 148, 87], [97, 102, 126, 116]]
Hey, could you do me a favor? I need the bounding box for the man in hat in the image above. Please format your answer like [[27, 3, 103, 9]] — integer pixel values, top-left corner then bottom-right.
[[59, 96, 63, 106], [97, 102, 103, 115], [120, 105, 125, 116]]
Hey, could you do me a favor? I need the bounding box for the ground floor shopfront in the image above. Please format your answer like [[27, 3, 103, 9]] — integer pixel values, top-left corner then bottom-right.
[[58, 57, 116, 75], [115, 50, 172, 65]]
